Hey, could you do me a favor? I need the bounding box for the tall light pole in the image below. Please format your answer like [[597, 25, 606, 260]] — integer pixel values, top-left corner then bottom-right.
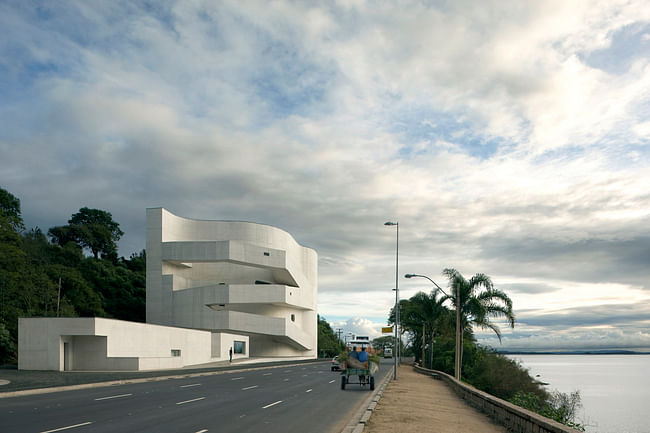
[[384, 221, 399, 380], [405, 273, 462, 380]]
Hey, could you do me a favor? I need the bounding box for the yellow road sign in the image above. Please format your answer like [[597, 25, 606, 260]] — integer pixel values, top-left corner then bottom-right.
[[382, 326, 393, 334]]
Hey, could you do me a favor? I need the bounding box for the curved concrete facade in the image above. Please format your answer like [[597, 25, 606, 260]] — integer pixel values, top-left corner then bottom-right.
[[146, 208, 318, 358]]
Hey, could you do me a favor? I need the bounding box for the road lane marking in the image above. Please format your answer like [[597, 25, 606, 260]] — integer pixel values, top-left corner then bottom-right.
[[262, 373, 272, 376], [195, 430, 208, 433], [231, 377, 244, 381], [94, 394, 132, 401], [176, 397, 206, 405], [262, 400, 283, 409], [329, 380, 336, 383], [242, 385, 258, 390], [180, 383, 202, 388], [283, 378, 289, 381], [306, 389, 312, 393], [40, 422, 93, 433]]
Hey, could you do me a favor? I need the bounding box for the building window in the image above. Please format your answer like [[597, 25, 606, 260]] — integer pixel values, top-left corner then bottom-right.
[[234, 341, 246, 354], [264, 252, 270, 256], [291, 314, 295, 322], [171, 349, 181, 357]]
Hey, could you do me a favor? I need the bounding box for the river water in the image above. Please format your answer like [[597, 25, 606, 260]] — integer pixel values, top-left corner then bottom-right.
[[508, 354, 650, 433]]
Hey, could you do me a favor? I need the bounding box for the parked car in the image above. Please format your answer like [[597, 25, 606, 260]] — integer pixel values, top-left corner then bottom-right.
[[331, 356, 341, 371]]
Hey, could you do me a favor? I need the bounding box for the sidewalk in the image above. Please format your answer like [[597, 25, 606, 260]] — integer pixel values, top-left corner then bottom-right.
[[364, 365, 506, 433]]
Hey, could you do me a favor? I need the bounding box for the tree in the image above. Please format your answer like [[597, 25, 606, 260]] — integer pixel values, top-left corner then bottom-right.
[[398, 290, 449, 368], [441, 268, 515, 378], [317, 315, 345, 358], [0, 187, 25, 231], [49, 207, 124, 259]]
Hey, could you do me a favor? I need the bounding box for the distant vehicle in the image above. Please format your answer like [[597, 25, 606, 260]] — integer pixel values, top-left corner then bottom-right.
[[384, 348, 393, 358], [331, 356, 341, 371]]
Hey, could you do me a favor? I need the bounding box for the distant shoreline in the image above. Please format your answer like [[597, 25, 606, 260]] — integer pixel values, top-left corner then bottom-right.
[[499, 349, 650, 355]]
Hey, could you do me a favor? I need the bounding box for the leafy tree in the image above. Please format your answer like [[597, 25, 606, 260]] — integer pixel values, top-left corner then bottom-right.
[[0, 188, 25, 231], [49, 207, 124, 259], [317, 315, 344, 358], [371, 335, 394, 352], [441, 268, 515, 377]]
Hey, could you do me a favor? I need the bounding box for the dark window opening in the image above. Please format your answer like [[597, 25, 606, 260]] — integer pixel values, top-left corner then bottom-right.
[[234, 341, 246, 354]]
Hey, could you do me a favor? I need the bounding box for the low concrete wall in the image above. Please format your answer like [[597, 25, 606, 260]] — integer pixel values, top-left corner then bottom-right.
[[413, 365, 580, 433]]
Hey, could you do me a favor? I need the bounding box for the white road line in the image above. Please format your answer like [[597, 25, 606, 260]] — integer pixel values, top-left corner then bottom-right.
[[94, 393, 132, 401], [180, 383, 202, 388], [231, 376, 244, 380], [242, 385, 258, 390], [306, 389, 312, 393], [40, 422, 93, 433], [283, 378, 289, 381], [262, 400, 283, 409], [195, 430, 208, 433], [328, 380, 336, 383], [176, 397, 206, 405], [263, 373, 272, 376]]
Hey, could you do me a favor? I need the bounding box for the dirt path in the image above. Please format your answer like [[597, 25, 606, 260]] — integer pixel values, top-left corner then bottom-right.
[[364, 365, 507, 433]]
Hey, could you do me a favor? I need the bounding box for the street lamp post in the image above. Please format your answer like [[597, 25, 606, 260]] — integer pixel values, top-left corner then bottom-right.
[[384, 221, 399, 380], [405, 273, 462, 380]]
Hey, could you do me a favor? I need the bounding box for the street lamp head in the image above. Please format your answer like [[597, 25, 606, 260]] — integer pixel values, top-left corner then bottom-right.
[[404, 273, 416, 278], [384, 221, 398, 226]]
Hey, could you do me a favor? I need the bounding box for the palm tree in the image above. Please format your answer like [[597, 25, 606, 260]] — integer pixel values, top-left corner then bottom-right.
[[399, 291, 449, 368], [441, 268, 515, 379]]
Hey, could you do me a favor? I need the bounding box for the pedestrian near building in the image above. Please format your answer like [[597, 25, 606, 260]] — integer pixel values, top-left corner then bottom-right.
[[229, 347, 233, 363]]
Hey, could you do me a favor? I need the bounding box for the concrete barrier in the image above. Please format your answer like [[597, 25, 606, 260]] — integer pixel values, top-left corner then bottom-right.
[[413, 365, 580, 433]]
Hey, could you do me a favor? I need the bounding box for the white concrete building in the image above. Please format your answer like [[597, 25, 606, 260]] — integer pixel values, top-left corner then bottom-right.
[[146, 208, 318, 358], [18, 209, 317, 371]]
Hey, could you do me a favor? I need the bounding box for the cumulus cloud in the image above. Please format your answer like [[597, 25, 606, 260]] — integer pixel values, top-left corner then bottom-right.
[[2, 0, 650, 350]]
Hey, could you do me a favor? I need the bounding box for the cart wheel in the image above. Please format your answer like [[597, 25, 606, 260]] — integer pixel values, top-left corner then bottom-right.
[[370, 376, 375, 390], [341, 375, 346, 390]]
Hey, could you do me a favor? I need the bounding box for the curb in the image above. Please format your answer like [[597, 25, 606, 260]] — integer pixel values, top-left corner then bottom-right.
[[340, 368, 392, 433]]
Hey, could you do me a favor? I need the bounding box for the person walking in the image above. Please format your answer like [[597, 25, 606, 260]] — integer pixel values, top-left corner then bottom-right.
[[229, 347, 233, 363]]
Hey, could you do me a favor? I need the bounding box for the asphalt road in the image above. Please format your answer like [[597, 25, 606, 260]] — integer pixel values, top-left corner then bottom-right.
[[0, 360, 391, 433]]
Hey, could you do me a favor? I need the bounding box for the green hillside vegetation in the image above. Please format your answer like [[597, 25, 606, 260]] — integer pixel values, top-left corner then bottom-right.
[[0, 187, 145, 364]]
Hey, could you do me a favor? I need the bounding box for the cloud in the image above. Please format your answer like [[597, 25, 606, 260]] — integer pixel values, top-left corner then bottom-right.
[[2, 1, 650, 350]]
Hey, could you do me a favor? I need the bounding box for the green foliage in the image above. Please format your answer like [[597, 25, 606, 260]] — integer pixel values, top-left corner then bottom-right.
[[510, 390, 585, 431], [49, 207, 124, 260], [317, 315, 345, 358], [0, 187, 145, 364], [0, 321, 15, 364]]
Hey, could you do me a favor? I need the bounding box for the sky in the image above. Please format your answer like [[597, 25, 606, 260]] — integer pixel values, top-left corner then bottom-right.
[[1, 0, 649, 351]]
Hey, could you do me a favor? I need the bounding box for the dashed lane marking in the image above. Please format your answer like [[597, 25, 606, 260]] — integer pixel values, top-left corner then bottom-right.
[[180, 383, 202, 388], [176, 397, 205, 405], [262, 400, 283, 409], [242, 385, 258, 390], [40, 422, 93, 433], [94, 394, 132, 401]]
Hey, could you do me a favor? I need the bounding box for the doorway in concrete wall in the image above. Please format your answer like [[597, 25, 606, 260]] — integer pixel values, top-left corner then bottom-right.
[[64, 342, 71, 371]]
